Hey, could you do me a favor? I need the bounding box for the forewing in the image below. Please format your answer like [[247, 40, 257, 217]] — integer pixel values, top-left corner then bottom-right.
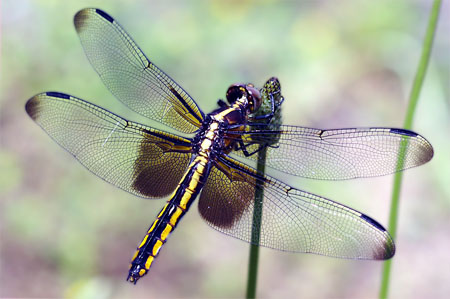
[[198, 155, 395, 259], [25, 92, 193, 198], [230, 125, 433, 180], [74, 8, 204, 133]]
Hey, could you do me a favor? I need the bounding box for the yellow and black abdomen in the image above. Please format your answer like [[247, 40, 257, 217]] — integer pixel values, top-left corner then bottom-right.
[[127, 156, 211, 283]]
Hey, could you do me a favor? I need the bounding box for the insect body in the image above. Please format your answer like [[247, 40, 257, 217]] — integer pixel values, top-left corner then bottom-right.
[[127, 84, 263, 281], [25, 8, 434, 284]]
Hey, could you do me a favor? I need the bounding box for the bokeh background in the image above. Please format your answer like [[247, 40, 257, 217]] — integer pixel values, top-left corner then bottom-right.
[[1, 0, 449, 298]]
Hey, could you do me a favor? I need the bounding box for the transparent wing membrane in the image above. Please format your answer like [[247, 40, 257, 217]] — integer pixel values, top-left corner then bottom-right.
[[74, 8, 204, 133], [26, 92, 193, 198], [230, 125, 433, 180], [199, 156, 395, 259]]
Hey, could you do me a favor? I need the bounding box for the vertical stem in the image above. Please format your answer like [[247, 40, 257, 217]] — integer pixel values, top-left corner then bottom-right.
[[379, 0, 441, 297], [246, 147, 267, 299], [245, 77, 282, 298]]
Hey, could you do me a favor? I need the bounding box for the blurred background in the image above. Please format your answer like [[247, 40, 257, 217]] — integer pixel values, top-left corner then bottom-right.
[[1, 0, 449, 298]]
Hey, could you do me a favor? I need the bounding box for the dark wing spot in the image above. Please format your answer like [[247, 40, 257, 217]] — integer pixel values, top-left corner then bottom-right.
[[95, 8, 114, 23], [46, 91, 70, 99], [360, 214, 386, 232], [389, 128, 418, 137]]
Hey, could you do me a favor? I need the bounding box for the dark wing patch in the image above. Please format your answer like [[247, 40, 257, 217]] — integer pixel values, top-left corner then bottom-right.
[[132, 130, 192, 197], [73, 8, 204, 133], [25, 96, 39, 120], [25, 92, 192, 199], [198, 160, 257, 228], [199, 155, 395, 260]]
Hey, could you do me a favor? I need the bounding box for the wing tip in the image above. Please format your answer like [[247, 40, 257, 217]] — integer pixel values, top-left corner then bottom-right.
[[418, 134, 434, 165], [359, 214, 395, 260], [25, 95, 40, 120], [377, 237, 396, 260], [389, 128, 434, 166], [25, 92, 71, 120], [74, 8, 114, 33], [74, 8, 90, 32], [419, 142, 434, 166]]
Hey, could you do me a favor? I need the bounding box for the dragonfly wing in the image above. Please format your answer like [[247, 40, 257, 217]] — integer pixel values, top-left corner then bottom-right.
[[230, 125, 433, 180], [74, 8, 204, 133], [198, 155, 395, 259], [26, 92, 193, 198]]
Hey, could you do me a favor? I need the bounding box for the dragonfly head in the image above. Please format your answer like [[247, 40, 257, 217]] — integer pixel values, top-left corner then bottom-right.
[[226, 83, 262, 113]]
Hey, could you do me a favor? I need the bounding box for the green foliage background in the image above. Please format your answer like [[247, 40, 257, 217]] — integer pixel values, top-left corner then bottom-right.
[[1, 0, 448, 298]]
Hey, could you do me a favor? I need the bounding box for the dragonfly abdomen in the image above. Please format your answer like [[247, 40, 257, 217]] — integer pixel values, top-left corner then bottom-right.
[[127, 155, 211, 283]]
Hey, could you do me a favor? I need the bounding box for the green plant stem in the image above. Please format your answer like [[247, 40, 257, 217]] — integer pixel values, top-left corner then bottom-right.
[[379, 0, 441, 298], [246, 148, 267, 299]]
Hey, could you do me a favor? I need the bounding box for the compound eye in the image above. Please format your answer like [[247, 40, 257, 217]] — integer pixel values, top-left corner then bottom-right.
[[226, 84, 246, 104], [246, 85, 262, 112]]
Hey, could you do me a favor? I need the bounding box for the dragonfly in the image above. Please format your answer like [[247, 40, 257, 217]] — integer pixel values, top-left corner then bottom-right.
[[25, 8, 434, 284]]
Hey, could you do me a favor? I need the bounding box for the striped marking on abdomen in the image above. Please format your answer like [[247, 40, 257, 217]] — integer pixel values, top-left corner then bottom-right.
[[127, 155, 210, 283]]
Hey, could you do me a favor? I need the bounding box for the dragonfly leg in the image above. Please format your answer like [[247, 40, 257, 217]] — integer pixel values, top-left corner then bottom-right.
[[235, 140, 268, 157], [216, 99, 228, 108]]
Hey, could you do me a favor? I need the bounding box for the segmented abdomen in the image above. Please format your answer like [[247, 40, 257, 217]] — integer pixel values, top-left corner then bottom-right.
[[127, 156, 210, 283]]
